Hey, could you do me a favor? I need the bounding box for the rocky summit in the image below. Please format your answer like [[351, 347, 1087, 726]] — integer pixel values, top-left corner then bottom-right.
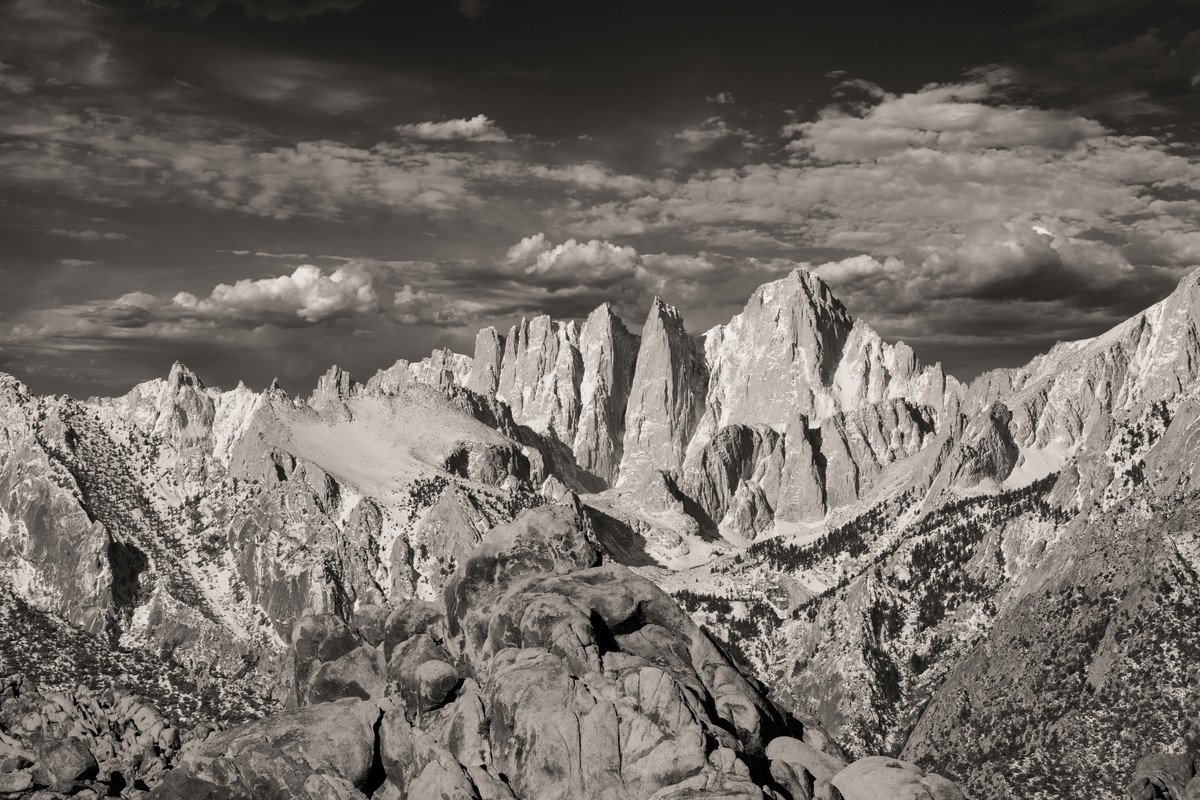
[[3, 266, 1200, 799]]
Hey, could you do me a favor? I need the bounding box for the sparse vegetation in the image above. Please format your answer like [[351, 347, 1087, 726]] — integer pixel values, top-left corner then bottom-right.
[[0, 583, 274, 728]]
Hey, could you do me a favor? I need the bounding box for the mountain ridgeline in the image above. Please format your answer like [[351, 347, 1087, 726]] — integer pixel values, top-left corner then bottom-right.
[[3, 267, 1200, 799]]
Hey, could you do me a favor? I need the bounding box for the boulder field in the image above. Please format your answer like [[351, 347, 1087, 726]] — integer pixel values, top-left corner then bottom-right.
[[144, 500, 965, 800]]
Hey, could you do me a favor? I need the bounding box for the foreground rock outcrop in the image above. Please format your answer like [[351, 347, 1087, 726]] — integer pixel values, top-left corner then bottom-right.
[[143, 500, 966, 799]]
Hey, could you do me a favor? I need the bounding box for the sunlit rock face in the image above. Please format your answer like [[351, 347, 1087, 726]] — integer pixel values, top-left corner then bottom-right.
[[619, 297, 709, 486], [573, 303, 640, 486], [5, 265, 1200, 800]]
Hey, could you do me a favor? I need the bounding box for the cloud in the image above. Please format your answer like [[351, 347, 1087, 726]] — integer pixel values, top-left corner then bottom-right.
[[505, 234, 640, 284], [206, 55, 379, 115], [457, 0, 487, 18], [47, 228, 130, 241], [395, 115, 510, 143], [706, 92, 736, 104], [783, 79, 1108, 161], [3, 107, 657, 221], [559, 76, 1199, 273], [526, 163, 654, 195], [172, 264, 380, 323], [0, 112, 486, 219], [0, 63, 33, 95], [809, 219, 1183, 362], [674, 118, 754, 147]]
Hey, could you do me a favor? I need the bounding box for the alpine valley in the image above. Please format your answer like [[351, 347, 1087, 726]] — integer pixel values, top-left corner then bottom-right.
[[2, 266, 1200, 800]]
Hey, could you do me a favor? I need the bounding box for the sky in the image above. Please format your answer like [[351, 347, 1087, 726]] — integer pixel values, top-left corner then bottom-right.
[[1, 0, 1198, 396]]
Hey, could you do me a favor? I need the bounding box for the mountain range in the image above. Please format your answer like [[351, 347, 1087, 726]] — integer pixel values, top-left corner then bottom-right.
[[2, 266, 1200, 799]]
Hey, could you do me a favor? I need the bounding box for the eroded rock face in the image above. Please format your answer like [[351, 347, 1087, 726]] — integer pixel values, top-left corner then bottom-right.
[[292, 615, 385, 707], [497, 316, 584, 447], [1125, 753, 1195, 800], [362, 349, 473, 397], [573, 304, 640, 486], [227, 463, 383, 638], [938, 402, 1020, 490], [309, 365, 357, 412], [0, 422, 115, 635], [619, 298, 709, 485], [699, 271, 855, 438], [679, 424, 781, 532], [466, 327, 506, 397]]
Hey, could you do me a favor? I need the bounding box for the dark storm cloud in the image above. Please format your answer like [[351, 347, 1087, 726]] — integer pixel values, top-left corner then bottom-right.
[[1000, 0, 1200, 121]]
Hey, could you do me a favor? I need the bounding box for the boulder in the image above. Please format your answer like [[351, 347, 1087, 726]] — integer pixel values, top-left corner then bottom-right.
[[382, 601, 444, 660], [351, 604, 391, 648], [34, 737, 97, 792], [766, 736, 847, 785], [387, 633, 459, 713], [148, 699, 381, 799], [1127, 753, 1196, 800], [831, 756, 964, 800], [378, 702, 478, 800], [292, 614, 385, 706], [443, 503, 600, 661], [0, 769, 34, 794]]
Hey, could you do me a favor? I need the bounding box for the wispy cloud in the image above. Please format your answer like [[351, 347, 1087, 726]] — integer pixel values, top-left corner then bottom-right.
[[395, 114, 510, 143], [782, 78, 1107, 160], [47, 228, 130, 241]]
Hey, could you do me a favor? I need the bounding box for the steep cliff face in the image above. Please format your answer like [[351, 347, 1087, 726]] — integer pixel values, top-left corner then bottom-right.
[[308, 364, 357, 412], [0, 378, 114, 637], [695, 270, 854, 442], [573, 304, 640, 485], [690, 271, 951, 458], [496, 315, 584, 445], [657, 270, 951, 537], [390, 269, 955, 536], [619, 298, 709, 485], [464, 326, 504, 397]]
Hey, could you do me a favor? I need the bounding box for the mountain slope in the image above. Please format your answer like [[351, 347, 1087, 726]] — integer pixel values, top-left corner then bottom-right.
[[3, 266, 1200, 799]]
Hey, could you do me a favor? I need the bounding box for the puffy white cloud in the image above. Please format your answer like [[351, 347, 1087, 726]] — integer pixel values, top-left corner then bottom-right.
[[394, 114, 510, 143], [505, 234, 641, 283], [172, 264, 380, 322]]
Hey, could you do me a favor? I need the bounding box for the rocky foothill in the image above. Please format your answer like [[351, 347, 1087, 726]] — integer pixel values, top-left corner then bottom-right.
[[149, 500, 966, 800]]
